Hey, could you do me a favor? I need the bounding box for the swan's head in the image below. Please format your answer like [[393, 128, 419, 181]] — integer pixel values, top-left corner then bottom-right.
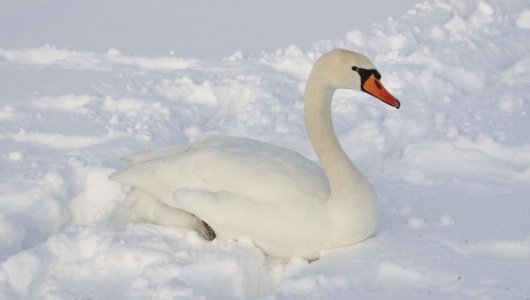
[[311, 49, 400, 108]]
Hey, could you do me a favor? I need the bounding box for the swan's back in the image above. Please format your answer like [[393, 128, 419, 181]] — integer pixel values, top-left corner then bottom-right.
[[110, 136, 329, 205]]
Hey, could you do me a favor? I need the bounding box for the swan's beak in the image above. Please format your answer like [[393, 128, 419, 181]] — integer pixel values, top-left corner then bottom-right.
[[362, 75, 401, 109]]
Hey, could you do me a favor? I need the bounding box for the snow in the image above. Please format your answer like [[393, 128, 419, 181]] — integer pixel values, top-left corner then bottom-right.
[[516, 9, 530, 29], [1, 0, 530, 299], [0, 0, 419, 60]]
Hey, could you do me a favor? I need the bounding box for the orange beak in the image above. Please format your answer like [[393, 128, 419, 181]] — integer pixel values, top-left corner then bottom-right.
[[362, 74, 400, 109]]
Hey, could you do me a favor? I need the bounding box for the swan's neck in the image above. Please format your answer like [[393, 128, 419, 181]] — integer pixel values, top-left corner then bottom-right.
[[304, 80, 362, 197], [304, 75, 378, 238]]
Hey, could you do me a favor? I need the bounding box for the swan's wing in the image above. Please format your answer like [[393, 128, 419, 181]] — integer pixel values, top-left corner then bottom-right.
[[121, 144, 189, 164], [110, 136, 329, 205]]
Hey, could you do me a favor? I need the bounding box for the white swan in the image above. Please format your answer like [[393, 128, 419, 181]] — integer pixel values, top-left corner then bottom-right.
[[110, 49, 400, 260]]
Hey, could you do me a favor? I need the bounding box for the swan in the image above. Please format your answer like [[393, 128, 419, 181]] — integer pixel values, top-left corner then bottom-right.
[[110, 49, 400, 260]]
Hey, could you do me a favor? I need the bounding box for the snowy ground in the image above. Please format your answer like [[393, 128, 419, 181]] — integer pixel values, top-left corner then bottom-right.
[[1, 0, 530, 299], [0, 0, 418, 59]]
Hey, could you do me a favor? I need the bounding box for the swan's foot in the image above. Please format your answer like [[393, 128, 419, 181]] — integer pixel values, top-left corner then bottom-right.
[[200, 220, 216, 241]]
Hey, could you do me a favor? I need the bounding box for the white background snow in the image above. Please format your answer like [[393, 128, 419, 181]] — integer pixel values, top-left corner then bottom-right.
[[1, 0, 530, 299]]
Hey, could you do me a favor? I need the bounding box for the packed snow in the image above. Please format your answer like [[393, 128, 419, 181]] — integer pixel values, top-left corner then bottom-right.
[[1, 0, 530, 299]]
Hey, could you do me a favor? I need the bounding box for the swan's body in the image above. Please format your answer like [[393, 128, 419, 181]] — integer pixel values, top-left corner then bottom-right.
[[110, 49, 400, 260]]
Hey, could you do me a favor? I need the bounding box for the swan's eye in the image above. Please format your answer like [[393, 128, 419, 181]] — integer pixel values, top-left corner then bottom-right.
[[354, 67, 383, 86]]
